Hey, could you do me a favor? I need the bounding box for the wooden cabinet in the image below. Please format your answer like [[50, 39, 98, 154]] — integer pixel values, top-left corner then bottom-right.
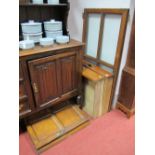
[[19, 40, 84, 119]]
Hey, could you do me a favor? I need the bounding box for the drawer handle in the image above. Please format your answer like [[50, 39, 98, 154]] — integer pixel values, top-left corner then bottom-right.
[[33, 82, 39, 93], [19, 104, 24, 111]]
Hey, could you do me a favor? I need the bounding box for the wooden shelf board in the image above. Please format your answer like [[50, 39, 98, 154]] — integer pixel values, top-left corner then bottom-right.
[[19, 3, 68, 7], [19, 39, 85, 58]]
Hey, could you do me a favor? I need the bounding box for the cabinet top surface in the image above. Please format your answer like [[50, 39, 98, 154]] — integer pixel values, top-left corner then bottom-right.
[[19, 39, 85, 58]]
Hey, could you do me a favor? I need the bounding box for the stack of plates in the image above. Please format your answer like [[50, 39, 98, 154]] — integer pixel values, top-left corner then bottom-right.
[[19, 40, 35, 50], [56, 35, 69, 44], [21, 20, 43, 43], [39, 38, 54, 47], [44, 19, 63, 40]]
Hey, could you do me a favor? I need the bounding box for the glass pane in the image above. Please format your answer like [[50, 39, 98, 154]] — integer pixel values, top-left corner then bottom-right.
[[100, 15, 122, 65], [85, 14, 101, 58]]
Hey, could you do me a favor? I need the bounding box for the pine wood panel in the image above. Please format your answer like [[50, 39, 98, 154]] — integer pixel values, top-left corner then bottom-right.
[[27, 105, 90, 150], [82, 66, 113, 117]]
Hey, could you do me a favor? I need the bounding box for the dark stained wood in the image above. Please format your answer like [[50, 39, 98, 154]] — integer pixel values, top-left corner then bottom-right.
[[29, 56, 60, 108], [19, 61, 35, 118], [19, 0, 70, 40], [19, 42, 84, 119], [118, 70, 135, 109], [28, 52, 78, 109], [60, 53, 77, 94]]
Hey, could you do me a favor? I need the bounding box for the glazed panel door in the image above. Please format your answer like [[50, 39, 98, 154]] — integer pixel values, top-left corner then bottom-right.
[[28, 55, 61, 108]]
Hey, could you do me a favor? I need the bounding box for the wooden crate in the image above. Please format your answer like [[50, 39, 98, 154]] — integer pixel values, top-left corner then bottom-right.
[[82, 66, 113, 118]]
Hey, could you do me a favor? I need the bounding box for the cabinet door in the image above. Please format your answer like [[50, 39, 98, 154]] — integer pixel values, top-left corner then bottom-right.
[[59, 52, 78, 96], [28, 56, 61, 108], [19, 62, 34, 118]]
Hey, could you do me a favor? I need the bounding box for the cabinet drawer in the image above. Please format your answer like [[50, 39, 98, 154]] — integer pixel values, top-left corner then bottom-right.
[[19, 61, 34, 118], [19, 101, 31, 113]]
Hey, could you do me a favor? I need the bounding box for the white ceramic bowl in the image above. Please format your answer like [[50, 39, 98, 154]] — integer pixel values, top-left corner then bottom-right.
[[48, 0, 59, 4], [23, 32, 43, 43], [45, 30, 63, 40], [39, 38, 54, 46], [21, 20, 42, 34], [56, 35, 69, 44], [19, 40, 35, 50], [32, 0, 43, 4], [44, 20, 62, 31]]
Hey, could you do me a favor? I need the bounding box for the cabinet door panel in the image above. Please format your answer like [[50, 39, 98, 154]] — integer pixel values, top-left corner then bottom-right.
[[60, 53, 78, 95], [29, 58, 60, 108]]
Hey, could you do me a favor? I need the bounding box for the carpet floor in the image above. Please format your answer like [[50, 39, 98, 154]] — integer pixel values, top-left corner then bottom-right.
[[19, 109, 135, 155]]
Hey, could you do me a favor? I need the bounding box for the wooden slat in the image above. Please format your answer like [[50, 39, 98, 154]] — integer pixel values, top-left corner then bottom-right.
[[123, 66, 135, 76], [84, 9, 129, 15], [96, 14, 105, 64], [108, 10, 129, 110], [84, 55, 114, 69]]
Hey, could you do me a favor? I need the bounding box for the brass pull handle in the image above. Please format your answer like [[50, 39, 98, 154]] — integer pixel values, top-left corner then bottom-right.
[[19, 104, 24, 111], [33, 82, 39, 93]]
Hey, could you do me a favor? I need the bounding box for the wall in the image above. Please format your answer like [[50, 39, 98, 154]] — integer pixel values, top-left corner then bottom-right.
[[68, 0, 135, 108]]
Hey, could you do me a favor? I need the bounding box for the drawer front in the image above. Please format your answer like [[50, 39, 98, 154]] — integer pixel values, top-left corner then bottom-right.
[[19, 62, 34, 118]]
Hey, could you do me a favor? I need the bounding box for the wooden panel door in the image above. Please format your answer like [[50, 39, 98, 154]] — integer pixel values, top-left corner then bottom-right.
[[28, 56, 61, 108], [59, 52, 78, 96]]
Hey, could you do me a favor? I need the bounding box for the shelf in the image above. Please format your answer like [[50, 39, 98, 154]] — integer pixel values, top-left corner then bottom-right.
[[19, 3, 68, 7]]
